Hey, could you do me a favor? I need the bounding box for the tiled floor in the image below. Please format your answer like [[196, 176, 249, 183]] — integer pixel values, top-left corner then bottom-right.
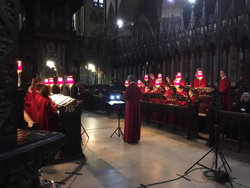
[[42, 111, 250, 188]]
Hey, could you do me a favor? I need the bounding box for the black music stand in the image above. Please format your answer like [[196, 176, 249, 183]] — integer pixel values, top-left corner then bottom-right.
[[81, 124, 89, 139], [108, 101, 125, 138]]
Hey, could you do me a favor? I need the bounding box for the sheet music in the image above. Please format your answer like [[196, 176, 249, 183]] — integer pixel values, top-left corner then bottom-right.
[[107, 101, 125, 105]]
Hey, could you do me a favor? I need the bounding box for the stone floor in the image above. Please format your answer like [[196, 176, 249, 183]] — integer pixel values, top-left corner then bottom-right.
[[42, 111, 250, 188]]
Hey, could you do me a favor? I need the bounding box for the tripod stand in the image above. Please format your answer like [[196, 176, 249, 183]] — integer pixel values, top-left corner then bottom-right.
[[110, 105, 124, 138]]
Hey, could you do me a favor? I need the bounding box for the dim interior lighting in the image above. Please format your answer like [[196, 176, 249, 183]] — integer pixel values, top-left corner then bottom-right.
[[137, 80, 142, 87], [44, 78, 49, 85], [117, 19, 124, 28], [157, 73, 162, 80], [125, 80, 129, 87], [144, 74, 148, 82], [46, 60, 57, 71]]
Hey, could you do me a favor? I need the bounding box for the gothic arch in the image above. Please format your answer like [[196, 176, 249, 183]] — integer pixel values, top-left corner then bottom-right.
[[106, 3, 115, 39]]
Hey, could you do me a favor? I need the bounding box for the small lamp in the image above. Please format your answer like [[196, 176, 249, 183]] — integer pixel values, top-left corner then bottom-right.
[[44, 79, 49, 85], [124, 80, 129, 87], [176, 72, 182, 79], [137, 80, 142, 87], [155, 80, 160, 88], [174, 80, 180, 87], [66, 76, 74, 97], [197, 71, 203, 80], [17, 60, 22, 87], [57, 77, 64, 93], [17, 60, 22, 73], [144, 74, 148, 82], [48, 78, 54, 87], [157, 73, 162, 80]]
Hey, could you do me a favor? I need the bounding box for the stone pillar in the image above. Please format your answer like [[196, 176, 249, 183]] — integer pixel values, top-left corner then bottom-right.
[[190, 53, 195, 84], [171, 56, 174, 79]]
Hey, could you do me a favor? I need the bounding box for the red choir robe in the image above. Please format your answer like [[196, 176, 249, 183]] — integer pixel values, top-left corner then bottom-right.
[[140, 86, 145, 93], [37, 96, 57, 131], [163, 89, 174, 104], [176, 90, 188, 106], [24, 91, 32, 115], [179, 79, 186, 86], [220, 77, 231, 110], [175, 79, 186, 86], [124, 83, 141, 143], [159, 81, 165, 87], [189, 95, 199, 105], [29, 88, 41, 123], [190, 77, 207, 88], [148, 78, 156, 87]]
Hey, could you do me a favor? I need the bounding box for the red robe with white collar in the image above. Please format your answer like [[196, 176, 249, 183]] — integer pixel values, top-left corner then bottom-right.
[[124, 83, 141, 143]]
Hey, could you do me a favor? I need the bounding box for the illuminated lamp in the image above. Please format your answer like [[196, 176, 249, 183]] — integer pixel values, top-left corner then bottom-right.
[[176, 72, 182, 79], [57, 77, 64, 93], [157, 73, 163, 80], [66, 76, 74, 97], [48, 78, 54, 87], [155, 80, 160, 88], [197, 71, 203, 80], [66, 76, 74, 86], [17, 60, 23, 87], [144, 74, 148, 82], [124, 80, 129, 87], [44, 79, 49, 85], [17, 60, 22, 73], [174, 80, 180, 87], [137, 80, 142, 87]]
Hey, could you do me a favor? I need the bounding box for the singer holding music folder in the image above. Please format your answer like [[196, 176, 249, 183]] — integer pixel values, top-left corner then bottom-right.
[[123, 74, 141, 144]]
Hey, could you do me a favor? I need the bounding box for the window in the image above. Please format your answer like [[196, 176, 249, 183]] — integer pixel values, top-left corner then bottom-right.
[[93, 0, 103, 8]]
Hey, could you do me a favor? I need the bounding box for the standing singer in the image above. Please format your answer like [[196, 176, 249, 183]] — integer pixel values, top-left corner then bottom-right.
[[124, 75, 141, 144]]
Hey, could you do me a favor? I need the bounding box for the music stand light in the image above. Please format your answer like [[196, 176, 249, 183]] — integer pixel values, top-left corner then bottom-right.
[[57, 77, 64, 93], [44, 78, 49, 85], [124, 80, 129, 87], [17, 60, 22, 87], [66, 76, 74, 96], [48, 78, 54, 88]]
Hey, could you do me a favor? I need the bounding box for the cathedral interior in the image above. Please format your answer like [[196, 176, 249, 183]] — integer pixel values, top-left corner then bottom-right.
[[1, 0, 250, 187]]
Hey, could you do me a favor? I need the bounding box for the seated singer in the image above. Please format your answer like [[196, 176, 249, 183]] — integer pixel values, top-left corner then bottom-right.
[[190, 69, 207, 88], [124, 75, 141, 144]]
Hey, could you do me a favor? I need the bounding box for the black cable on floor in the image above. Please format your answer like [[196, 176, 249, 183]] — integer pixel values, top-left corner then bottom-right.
[[135, 167, 205, 188], [232, 180, 250, 188]]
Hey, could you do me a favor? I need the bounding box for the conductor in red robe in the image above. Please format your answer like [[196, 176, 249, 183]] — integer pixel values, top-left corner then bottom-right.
[[124, 75, 141, 144], [190, 69, 207, 88], [219, 70, 231, 110]]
